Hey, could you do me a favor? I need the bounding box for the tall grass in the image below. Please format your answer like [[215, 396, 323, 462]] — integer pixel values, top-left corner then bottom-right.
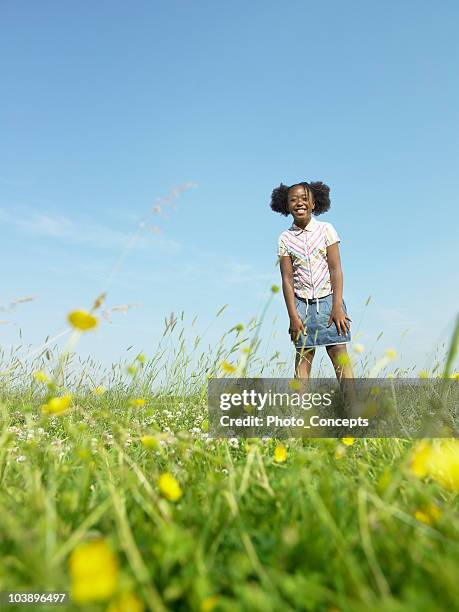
[[0, 300, 458, 611]]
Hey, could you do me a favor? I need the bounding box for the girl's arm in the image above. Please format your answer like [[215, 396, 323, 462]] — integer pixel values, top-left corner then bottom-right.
[[326, 243, 351, 335], [279, 256, 304, 342]]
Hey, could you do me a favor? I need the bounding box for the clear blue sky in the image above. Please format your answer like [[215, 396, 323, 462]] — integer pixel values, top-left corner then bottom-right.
[[1, 1, 458, 378]]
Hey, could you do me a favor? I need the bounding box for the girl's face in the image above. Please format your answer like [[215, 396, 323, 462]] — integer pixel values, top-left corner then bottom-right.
[[287, 184, 314, 223]]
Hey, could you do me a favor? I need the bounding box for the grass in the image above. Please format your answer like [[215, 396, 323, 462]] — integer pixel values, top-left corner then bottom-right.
[[0, 306, 458, 612]]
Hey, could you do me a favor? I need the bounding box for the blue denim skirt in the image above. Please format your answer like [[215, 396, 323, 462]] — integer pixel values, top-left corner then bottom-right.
[[295, 293, 351, 350]]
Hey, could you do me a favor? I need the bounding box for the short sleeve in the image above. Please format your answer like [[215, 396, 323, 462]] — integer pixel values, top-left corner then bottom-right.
[[278, 235, 289, 257], [324, 223, 340, 247]]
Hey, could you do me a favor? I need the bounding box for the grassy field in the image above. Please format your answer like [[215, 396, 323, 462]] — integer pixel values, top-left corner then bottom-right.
[[1, 305, 458, 612]]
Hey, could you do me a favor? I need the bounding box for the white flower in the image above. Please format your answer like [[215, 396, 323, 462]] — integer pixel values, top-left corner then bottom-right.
[[16, 455, 26, 463], [229, 437, 239, 448]]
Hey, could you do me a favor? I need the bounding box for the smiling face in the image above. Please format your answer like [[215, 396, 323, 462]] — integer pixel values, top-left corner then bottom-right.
[[287, 184, 314, 225]]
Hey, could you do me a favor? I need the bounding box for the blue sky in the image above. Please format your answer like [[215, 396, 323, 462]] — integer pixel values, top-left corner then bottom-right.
[[1, 1, 458, 378]]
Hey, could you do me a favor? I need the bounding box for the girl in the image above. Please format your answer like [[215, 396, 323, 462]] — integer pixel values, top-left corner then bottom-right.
[[271, 180, 354, 381]]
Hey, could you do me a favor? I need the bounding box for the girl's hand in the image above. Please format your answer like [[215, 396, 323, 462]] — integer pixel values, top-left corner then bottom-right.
[[327, 305, 352, 336], [289, 313, 304, 343]]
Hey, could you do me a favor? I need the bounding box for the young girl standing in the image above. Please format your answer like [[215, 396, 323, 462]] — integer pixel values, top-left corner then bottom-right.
[[271, 180, 354, 381]]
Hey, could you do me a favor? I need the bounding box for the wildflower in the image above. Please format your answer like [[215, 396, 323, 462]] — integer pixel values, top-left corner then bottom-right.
[[33, 370, 50, 384], [410, 440, 459, 491], [220, 360, 236, 374], [414, 510, 432, 525], [69, 539, 119, 603], [352, 343, 364, 353], [158, 472, 182, 501], [41, 394, 72, 416], [409, 441, 433, 477], [451, 372, 459, 379], [16, 455, 26, 463], [385, 349, 397, 360], [107, 591, 144, 612], [201, 595, 219, 612], [129, 398, 146, 407], [414, 503, 441, 526], [288, 378, 302, 391], [127, 364, 138, 376], [68, 309, 98, 331], [271, 284, 280, 293], [341, 437, 355, 446], [418, 370, 430, 379], [136, 353, 146, 364], [94, 386, 106, 396], [235, 323, 244, 332], [423, 440, 459, 491], [140, 435, 158, 449], [274, 444, 287, 463]]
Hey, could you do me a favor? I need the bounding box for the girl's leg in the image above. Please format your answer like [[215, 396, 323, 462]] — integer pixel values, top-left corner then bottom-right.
[[326, 344, 359, 416], [295, 348, 315, 378], [325, 344, 354, 379]]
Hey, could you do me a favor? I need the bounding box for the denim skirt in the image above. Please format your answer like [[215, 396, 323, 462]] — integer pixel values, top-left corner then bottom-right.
[[295, 293, 351, 350]]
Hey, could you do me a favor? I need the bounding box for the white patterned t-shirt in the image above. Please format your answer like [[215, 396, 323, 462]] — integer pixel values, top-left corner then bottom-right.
[[277, 216, 340, 299]]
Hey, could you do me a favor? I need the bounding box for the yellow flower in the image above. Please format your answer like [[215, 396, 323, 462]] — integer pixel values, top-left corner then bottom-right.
[[410, 440, 459, 491], [220, 360, 236, 374], [94, 385, 106, 396], [409, 441, 432, 477], [201, 594, 220, 612], [423, 440, 459, 491], [427, 502, 442, 522], [158, 472, 182, 501], [451, 372, 459, 379], [127, 365, 138, 376], [414, 510, 432, 525], [107, 591, 144, 612], [271, 284, 280, 293], [341, 437, 355, 446], [68, 309, 98, 331], [418, 370, 430, 379], [352, 343, 364, 354], [414, 502, 441, 526], [129, 398, 146, 407], [385, 349, 397, 360], [33, 370, 50, 384], [136, 353, 146, 364], [274, 444, 287, 463], [288, 379, 302, 391], [41, 394, 72, 416], [141, 435, 158, 449], [69, 539, 118, 603]]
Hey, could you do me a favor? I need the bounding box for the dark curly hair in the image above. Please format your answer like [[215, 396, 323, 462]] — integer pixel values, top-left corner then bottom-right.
[[270, 181, 331, 216]]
